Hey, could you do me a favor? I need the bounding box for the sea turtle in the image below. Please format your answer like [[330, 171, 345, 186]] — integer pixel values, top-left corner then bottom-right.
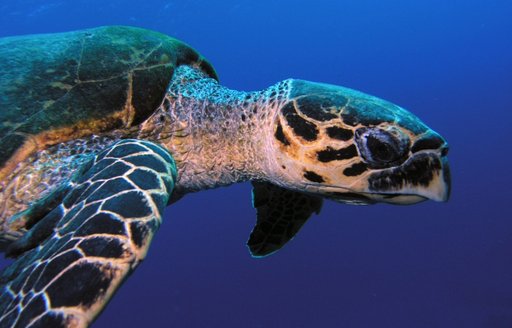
[[0, 26, 450, 327]]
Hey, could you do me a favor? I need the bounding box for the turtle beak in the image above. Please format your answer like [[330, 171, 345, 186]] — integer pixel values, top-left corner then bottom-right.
[[410, 134, 451, 202], [425, 155, 451, 202], [367, 144, 451, 204], [402, 143, 451, 203]]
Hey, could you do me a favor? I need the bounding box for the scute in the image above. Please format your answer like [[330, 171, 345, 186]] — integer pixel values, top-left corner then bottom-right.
[[290, 79, 428, 134], [0, 26, 217, 180]]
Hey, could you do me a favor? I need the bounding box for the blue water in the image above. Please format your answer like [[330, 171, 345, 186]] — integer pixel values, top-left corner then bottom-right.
[[1, 0, 511, 327]]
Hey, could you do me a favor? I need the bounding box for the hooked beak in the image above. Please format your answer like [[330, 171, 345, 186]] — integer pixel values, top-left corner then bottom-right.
[[367, 152, 451, 203], [426, 156, 451, 202]]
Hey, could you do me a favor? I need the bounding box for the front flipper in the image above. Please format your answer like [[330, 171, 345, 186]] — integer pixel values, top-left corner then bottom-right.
[[0, 184, 72, 252], [0, 139, 176, 328], [248, 182, 323, 257]]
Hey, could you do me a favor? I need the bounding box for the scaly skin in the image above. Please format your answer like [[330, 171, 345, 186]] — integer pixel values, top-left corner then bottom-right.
[[139, 65, 288, 195], [0, 65, 284, 238], [0, 140, 176, 327], [1, 64, 450, 241], [0, 26, 451, 328], [0, 66, 451, 328], [0, 136, 122, 238]]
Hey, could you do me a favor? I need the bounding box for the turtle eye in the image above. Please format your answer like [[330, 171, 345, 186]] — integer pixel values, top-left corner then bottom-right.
[[367, 135, 397, 162], [355, 128, 409, 168]]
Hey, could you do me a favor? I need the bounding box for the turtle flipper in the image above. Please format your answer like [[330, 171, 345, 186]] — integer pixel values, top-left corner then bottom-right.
[[0, 184, 72, 252], [248, 182, 323, 257], [0, 139, 176, 328]]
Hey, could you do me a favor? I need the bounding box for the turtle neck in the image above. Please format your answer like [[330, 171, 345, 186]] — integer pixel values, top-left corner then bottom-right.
[[138, 65, 290, 195]]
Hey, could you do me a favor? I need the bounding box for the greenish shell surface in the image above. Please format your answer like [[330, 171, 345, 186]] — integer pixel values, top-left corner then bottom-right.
[[0, 25, 216, 176]]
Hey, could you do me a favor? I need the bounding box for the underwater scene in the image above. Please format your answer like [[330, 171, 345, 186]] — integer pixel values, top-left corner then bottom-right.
[[0, 0, 511, 327]]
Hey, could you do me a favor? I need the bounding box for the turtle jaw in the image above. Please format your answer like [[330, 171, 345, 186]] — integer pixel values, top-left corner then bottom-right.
[[367, 150, 451, 203], [301, 149, 451, 205]]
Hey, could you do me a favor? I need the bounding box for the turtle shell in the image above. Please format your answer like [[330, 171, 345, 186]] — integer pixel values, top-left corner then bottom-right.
[[0, 26, 217, 181]]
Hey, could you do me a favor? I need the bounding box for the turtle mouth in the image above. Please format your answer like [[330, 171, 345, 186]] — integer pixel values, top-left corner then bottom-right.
[[367, 151, 451, 202], [304, 151, 451, 205], [304, 183, 428, 205]]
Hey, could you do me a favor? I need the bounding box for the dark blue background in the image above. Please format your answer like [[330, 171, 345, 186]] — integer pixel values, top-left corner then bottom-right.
[[1, 0, 512, 327]]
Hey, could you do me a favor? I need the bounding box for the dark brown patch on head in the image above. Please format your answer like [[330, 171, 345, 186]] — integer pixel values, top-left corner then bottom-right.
[[326, 126, 354, 141], [343, 162, 368, 176], [275, 121, 290, 146], [317, 145, 358, 162], [296, 96, 339, 121], [304, 171, 325, 183], [282, 102, 318, 142]]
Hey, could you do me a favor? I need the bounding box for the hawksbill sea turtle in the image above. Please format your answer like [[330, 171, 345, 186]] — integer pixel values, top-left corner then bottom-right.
[[0, 26, 450, 327]]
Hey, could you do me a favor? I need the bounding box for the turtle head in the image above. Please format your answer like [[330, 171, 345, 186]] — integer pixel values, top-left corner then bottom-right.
[[269, 80, 450, 205]]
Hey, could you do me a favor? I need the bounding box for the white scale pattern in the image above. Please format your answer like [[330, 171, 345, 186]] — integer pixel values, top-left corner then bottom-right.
[[0, 139, 176, 328]]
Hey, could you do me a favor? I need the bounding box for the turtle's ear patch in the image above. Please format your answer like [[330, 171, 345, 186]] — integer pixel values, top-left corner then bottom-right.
[[248, 182, 322, 257]]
